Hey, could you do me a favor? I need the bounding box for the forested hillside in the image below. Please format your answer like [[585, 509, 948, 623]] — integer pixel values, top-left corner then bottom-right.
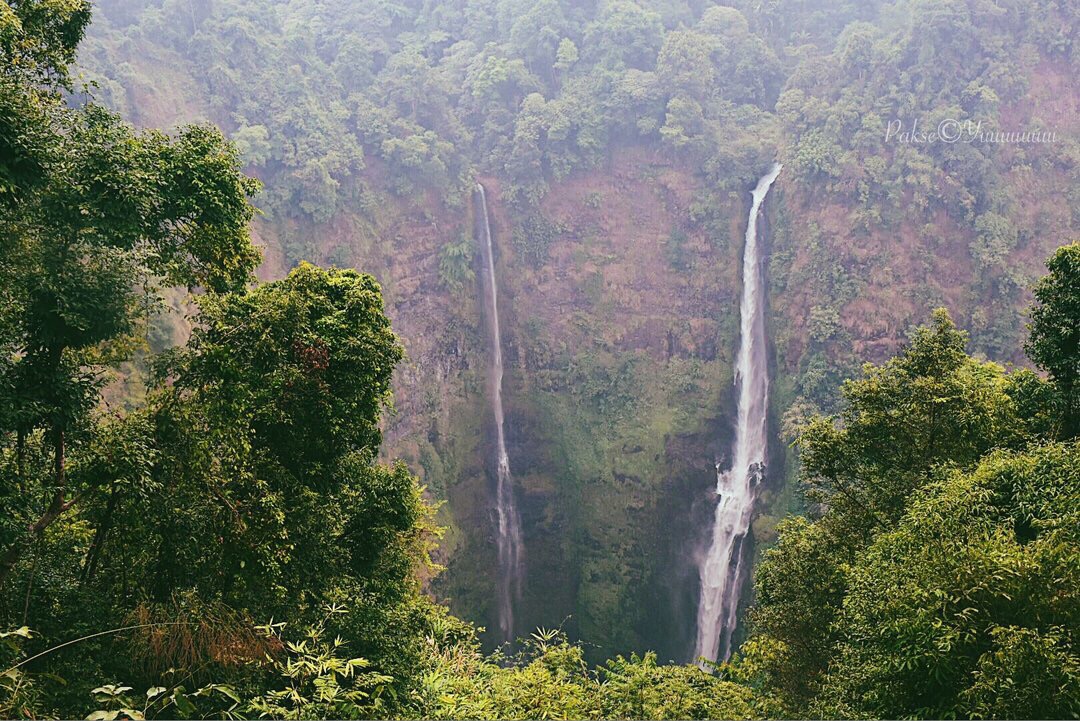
[[2, 0, 1078, 718], [71, 0, 1079, 659]]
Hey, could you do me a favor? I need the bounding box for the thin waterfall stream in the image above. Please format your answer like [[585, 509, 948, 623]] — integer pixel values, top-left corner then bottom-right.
[[694, 163, 782, 663], [475, 182, 525, 644]]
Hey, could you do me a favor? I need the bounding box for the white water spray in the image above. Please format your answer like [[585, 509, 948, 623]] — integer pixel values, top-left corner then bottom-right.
[[694, 164, 782, 663], [476, 183, 525, 643]]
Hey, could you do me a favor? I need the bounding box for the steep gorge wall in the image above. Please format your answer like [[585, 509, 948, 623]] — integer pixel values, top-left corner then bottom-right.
[[333, 150, 754, 659]]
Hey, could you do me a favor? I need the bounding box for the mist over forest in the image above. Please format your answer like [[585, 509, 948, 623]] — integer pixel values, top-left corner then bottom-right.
[[1, 0, 1078, 718]]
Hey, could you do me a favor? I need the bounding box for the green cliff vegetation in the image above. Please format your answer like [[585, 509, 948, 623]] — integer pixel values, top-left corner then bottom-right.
[[78, 0, 781, 240]]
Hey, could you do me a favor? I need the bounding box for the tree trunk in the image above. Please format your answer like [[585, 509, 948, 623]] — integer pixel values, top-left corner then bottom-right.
[[82, 485, 120, 583], [0, 429, 67, 589]]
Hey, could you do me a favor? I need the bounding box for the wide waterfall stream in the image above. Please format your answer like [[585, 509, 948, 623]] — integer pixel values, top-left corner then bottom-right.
[[475, 183, 525, 644], [694, 164, 783, 663]]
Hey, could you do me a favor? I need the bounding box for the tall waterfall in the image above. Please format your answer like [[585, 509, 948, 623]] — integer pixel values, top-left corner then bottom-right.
[[694, 163, 782, 663], [475, 183, 525, 643]]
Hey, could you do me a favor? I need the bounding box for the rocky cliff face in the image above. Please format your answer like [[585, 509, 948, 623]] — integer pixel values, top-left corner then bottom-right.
[[321, 149, 753, 659]]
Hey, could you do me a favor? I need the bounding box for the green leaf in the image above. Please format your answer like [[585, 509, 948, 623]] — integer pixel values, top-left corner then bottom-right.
[[208, 684, 241, 703], [86, 711, 118, 721], [0, 626, 33, 639], [171, 689, 197, 718]]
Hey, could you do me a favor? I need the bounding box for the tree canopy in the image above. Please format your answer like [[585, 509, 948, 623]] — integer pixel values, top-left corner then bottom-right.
[[743, 252, 1079, 717]]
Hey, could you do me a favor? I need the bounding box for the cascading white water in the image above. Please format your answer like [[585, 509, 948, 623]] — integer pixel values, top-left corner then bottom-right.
[[694, 163, 782, 663], [476, 183, 525, 643]]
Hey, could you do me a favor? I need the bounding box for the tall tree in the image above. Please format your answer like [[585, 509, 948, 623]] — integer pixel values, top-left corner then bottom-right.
[[746, 307, 1058, 713], [815, 443, 1080, 718], [1027, 242, 1080, 438], [0, 0, 91, 198], [98, 264, 433, 693], [0, 0, 260, 589], [797, 309, 1032, 534]]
